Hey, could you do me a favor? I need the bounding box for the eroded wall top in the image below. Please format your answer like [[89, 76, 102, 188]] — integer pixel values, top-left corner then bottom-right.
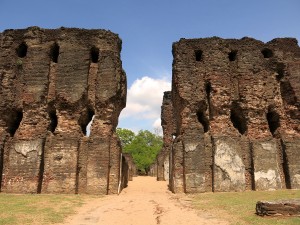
[[0, 26, 126, 138], [0, 27, 127, 194], [172, 37, 300, 139], [169, 37, 300, 193]]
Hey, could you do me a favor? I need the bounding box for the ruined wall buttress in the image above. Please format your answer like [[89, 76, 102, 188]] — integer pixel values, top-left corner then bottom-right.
[[0, 27, 126, 194], [157, 91, 175, 182], [169, 37, 300, 193], [123, 153, 136, 181]]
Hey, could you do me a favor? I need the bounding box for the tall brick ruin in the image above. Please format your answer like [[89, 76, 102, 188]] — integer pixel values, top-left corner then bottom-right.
[[0, 27, 126, 194], [156, 91, 174, 181], [123, 153, 137, 181], [165, 37, 300, 193]]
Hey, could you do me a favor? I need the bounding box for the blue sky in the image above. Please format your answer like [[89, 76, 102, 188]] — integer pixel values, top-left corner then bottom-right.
[[1, 0, 299, 133]]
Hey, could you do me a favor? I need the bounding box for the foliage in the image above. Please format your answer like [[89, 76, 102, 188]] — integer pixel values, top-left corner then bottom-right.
[[193, 189, 300, 225], [117, 128, 163, 173], [116, 128, 135, 147]]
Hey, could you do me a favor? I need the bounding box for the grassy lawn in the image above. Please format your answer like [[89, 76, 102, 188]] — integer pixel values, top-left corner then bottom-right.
[[192, 189, 300, 225], [0, 194, 98, 225]]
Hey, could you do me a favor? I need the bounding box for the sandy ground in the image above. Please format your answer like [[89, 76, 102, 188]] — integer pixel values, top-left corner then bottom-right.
[[60, 176, 228, 225]]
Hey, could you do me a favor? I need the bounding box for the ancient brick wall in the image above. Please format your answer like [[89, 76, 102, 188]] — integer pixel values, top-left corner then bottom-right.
[[149, 163, 157, 177], [0, 27, 126, 194], [123, 153, 137, 181], [157, 91, 175, 181], [169, 37, 300, 193]]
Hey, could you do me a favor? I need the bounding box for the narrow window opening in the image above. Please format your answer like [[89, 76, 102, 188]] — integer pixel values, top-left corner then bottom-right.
[[276, 68, 284, 81], [261, 48, 273, 58], [281, 140, 291, 189], [228, 50, 237, 61], [48, 109, 58, 133], [90, 46, 99, 63], [16, 42, 28, 58], [79, 108, 95, 136], [205, 81, 212, 118], [85, 115, 95, 137], [266, 108, 280, 136], [195, 50, 203, 61], [197, 111, 209, 133], [37, 139, 45, 193], [205, 81, 211, 96], [7, 110, 23, 137], [276, 64, 285, 81], [50, 43, 60, 63], [230, 102, 247, 135]]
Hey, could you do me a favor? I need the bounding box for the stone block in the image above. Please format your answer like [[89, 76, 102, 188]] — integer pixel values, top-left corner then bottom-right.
[[2, 139, 44, 193], [42, 136, 79, 194], [213, 136, 246, 192], [282, 138, 300, 189], [252, 139, 283, 191], [86, 137, 110, 194]]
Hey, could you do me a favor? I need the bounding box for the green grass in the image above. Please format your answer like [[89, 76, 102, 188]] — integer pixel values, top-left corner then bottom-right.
[[192, 189, 300, 225], [0, 194, 99, 225], [1, 190, 299, 225]]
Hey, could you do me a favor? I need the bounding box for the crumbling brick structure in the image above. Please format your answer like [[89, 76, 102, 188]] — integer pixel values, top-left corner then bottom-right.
[[157, 91, 175, 181], [149, 163, 157, 177], [123, 153, 137, 181], [0, 27, 126, 194], [169, 37, 300, 193]]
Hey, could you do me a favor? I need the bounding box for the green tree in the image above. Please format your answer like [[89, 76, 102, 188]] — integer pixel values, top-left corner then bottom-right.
[[116, 129, 163, 174], [116, 128, 135, 147]]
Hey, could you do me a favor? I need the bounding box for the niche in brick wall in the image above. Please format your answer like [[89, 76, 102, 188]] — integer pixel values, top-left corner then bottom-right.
[[90, 46, 99, 63], [230, 101, 247, 135], [205, 81, 212, 117], [16, 42, 28, 58], [266, 107, 280, 136], [48, 108, 58, 133], [228, 50, 237, 61], [79, 107, 95, 136], [50, 43, 60, 63], [7, 110, 23, 137], [195, 50, 203, 61], [197, 110, 209, 133], [261, 48, 273, 58], [276, 63, 285, 81]]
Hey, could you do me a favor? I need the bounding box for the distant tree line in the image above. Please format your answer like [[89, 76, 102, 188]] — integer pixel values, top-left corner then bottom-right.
[[116, 128, 163, 174]]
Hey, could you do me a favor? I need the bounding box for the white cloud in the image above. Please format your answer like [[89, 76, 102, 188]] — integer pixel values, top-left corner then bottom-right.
[[152, 118, 163, 136], [119, 76, 171, 132], [153, 118, 161, 128], [120, 76, 171, 120]]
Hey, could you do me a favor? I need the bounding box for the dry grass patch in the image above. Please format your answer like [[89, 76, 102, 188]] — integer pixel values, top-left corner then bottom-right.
[[192, 189, 300, 225], [0, 194, 101, 225]]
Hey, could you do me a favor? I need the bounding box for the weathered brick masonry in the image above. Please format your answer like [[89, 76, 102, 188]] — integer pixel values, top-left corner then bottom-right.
[[0, 27, 127, 194], [123, 153, 137, 181], [157, 91, 175, 182], [166, 37, 300, 193]]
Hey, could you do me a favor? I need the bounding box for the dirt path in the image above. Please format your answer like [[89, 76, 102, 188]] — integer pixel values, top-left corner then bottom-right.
[[60, 177, 228, 225]]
